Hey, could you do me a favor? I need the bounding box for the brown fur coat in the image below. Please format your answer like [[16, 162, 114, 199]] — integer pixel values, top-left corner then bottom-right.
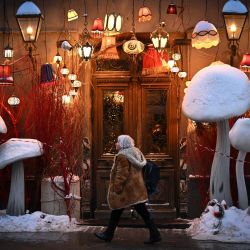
[[107, 147, 148, 210]]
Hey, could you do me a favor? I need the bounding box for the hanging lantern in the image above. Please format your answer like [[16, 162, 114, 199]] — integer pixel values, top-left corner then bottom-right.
[[150, 22, 169, 52], [16, 1, 44, 43], [4, 46, 13, 59], [8, 95, 20, 106], [240, 53, 250, 72], [67, 9, 78, 21], [80, 41, 94, 61], [69, 89, 77, 98], [40, 64, 55, 84], [60, 65, 69, 77], [104, 13, 122, 36], [138, 6, 152, 22], [167, 59, 175, 68], [178, 71, 187, 78], [71, 80, 82, 91], [68, 73, 77, 83], [0, 64, 13, 85], [167, 3, 177, 15], [98, 36, 119, 59], [53, 52, 62, 65], [123, 36, 144, 55], [172, 53, 181, 61], [192, 21, 220, 49], [142, 44, 169, 75], [171, 66, 180, 73], [91, 18, 104, 38], [62, 95, 71, 104]]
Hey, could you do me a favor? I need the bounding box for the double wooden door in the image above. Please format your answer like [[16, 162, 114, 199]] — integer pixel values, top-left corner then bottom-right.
[[92, 71, 179, 220]]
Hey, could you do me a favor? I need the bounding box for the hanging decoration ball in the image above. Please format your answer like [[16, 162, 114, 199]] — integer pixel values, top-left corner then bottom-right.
[[8, 95, 20, 106], [123, 34, 144, 55], [91, 18, 104, 38], [192, 21, 220, 49], [138, 6, 152, 22], [53, 52, 62, 65], [71, 80, 82, 91], [178, 71, 187, 78], [68, 73, 77, 83], [4, 46, 13, 59], [240, 53, 250, 72], [172, 53, 181, 61], [60, 65, 69, 77], [67, 9, 78, 22]]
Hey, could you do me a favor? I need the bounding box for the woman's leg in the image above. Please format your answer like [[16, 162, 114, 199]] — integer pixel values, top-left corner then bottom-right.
[[95, 208, 124, 242], [134, 202, 161, 244]]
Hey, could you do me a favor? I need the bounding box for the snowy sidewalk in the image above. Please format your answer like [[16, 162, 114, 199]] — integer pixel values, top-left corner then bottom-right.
[[0, 227, 250, 250]]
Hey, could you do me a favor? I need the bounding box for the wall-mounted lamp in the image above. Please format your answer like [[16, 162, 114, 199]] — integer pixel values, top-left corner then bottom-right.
[[16, 1, 44, 56], [222, 0, 248, 66]]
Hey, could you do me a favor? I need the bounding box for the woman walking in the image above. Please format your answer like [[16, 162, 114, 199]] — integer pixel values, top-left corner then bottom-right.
[[94, 134, 161, 244]]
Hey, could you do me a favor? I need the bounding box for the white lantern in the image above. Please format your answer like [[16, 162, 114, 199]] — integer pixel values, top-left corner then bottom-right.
[[8, 95, 20, 106]]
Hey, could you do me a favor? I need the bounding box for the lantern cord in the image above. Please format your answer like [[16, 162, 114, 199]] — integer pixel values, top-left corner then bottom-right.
[[158, 0, 161, 23], [247, 0, 249, 51], [204, 0, 208, 20], [143, 0, 145, 6], [132, 0, 135, 34], [42, 0, 48, 62], [97, 0, 100, 16]]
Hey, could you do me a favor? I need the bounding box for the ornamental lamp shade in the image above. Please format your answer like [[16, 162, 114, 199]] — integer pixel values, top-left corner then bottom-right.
[[240, 53, 250, 72], [53, 52, 62, 64], [138, 6, 152, 22], [8, 95, 20, 106], [71, 80, 82, 91], [104, 13, 122, 36], [222, 0, 248, 41], [98, 36, 119, 59], [0, 65, 13, 85], [4, 46, 13, 59], [91, 18, 104, 38], [60, 65, 69, 77], [192, 21, 220, 49], [167, 4, 177, 15], [151, 22, 169, 52], [16, 1, 44, 43], [81, 41, 94, 61], [123, 35, 144, 55], [67, 9, 78, 22]]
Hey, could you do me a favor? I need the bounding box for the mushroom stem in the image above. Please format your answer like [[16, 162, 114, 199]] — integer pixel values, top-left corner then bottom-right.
[[6, 161, 25, 216], [236, 151, 248, 209], [210, 120, 232, 206]]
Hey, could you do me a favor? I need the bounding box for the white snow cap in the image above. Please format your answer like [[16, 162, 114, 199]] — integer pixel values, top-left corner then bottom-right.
[[16, 1, 41, 15], [182, 64, 250, 122], [0, 138, 43, 169], [222, 0, 248, 14], [229, 118, 250, 151], [0, 116, 7, 134]]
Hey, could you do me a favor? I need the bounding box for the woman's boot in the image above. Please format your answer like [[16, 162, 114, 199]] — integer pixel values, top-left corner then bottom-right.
[[144, 219, 162, 244]]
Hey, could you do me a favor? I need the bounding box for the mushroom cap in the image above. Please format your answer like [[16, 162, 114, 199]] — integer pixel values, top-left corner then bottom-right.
[[0, 138, 43, 169], [229, 118, 250, 152], [182, 64, 250, 122], [0, 116, 7, 134]]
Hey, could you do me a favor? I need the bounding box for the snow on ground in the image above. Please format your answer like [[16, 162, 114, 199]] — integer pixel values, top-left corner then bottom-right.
[[0, 210, 83, 232], [187, 206, 250, 243]]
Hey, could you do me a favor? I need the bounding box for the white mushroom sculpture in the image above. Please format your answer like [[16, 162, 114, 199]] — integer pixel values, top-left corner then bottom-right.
[[229, 118, 250, 209], [182, 63, 250, 206], [0, 138, 43, 216]]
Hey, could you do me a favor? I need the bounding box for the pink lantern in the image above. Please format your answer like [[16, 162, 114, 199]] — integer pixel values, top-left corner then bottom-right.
[[138, 6, 152, 22], [91, 18, 104, 38], [0, 64, 13, 85], [240, 53, 250, 72]]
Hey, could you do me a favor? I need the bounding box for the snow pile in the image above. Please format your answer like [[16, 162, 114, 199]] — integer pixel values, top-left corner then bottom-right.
[[187, 206, 250, 243], [0, 211, 82, 232]]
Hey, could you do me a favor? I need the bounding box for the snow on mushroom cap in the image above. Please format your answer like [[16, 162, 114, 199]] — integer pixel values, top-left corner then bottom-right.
[[182, 64, 250, 122], [0, 116, 7, 134], [229, 118, 250, 151]]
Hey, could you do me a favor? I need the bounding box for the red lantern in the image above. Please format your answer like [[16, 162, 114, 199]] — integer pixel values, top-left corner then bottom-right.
[[167, 3, 177, 15], [91, 18, 104, 38], [240, 53, 250, 72], [0, 65, 13, 85]]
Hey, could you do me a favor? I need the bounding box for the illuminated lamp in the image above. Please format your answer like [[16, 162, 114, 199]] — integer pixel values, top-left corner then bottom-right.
[[68, 73, 77, 83], [222, 0, 248, 66], [192, 21, 220, 49], [80, 41, 93, 61], [171, 66, 180, 73], [123, 36, 144, 55], [69, 89, 77, 98], [104, 13, 122, 36], [53, 51, 62, 65], [151, 22, 169, 52], [178, 71, 187, 78], [4, 46, 13, 59], [98, 36, 119, 59], [62, 95, 71, 104], [16, 1, 44, 55], [67, 9, 78, 21], [167, 59, 175, 68], [167, 3, 177, 14], [91, 18, 104, 38], [60, 65, 69, 77], [40, 64, 55, 85], [142, 44, 168, 75], [240, 53, 250, 72], [71, 80, 82, 91], [8, 95, 20, 106], [172, 52, 181, 60], [0, 64, 13, 85], [138, 6, 152, 22]]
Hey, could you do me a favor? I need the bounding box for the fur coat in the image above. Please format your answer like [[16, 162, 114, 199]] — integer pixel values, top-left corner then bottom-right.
[[107, 147, 148, 210]]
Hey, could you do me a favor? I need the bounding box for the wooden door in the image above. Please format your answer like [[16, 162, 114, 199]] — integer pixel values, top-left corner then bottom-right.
[[92, 71, 179, 220]]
